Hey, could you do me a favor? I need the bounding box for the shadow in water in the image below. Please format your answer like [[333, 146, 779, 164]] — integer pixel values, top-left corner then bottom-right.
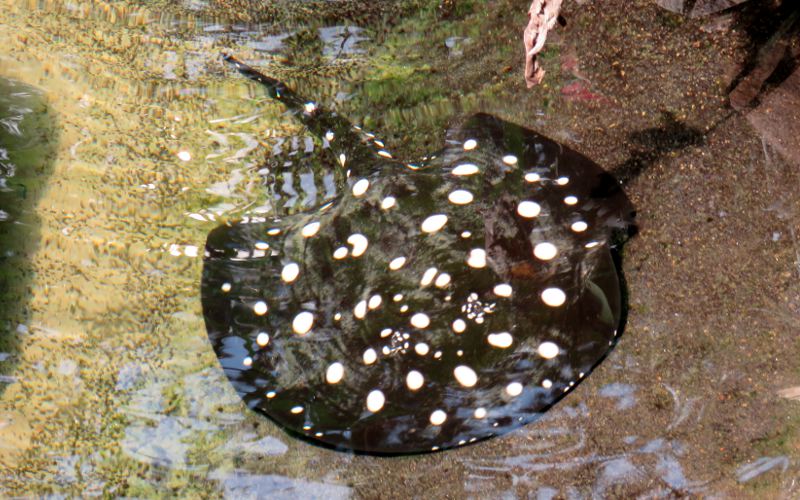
[[0, 78, 59, 395], [611, 111, 706, 186]]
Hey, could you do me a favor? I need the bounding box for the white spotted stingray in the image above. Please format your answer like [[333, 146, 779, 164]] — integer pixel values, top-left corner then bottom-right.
[[201, 55, 636, 454]]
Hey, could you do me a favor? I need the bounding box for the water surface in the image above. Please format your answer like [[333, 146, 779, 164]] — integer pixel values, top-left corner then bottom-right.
[[0, 0, 798, 497]]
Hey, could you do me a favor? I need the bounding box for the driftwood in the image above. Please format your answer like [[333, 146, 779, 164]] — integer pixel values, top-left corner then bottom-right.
[[524, 0, 562, 87]]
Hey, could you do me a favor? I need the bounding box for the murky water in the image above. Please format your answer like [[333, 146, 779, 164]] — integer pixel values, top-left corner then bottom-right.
[[1, 0, 799, 497]]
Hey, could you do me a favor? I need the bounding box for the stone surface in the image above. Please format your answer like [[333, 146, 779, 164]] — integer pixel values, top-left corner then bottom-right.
[[729, 39, 790, 110], [655, 0, 686, 14], [655, 0, 750, 16], [690, 0, 750, 17], [747, 68, 800, 167]]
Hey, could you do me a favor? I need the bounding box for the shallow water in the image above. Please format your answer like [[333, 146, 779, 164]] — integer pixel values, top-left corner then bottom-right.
[[1, 0, 799, 497]]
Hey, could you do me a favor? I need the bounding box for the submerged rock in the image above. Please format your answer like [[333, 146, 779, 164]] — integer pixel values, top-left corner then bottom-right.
[[656, 0, 750, 17], [748, 68, 800, 167], [201, 56, 635, 454]]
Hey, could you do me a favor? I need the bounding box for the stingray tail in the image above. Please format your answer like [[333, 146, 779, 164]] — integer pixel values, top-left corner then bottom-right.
[[223, 54, 365, 166]]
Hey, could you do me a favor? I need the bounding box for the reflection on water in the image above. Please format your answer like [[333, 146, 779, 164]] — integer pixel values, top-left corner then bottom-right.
[[1, 0, 799, 497]]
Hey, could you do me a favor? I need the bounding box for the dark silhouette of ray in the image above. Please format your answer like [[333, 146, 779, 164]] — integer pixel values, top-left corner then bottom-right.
[[201, 57, 635, 454]]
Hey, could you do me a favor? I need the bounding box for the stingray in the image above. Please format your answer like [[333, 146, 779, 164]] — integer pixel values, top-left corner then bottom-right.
[[201, 55, 635, 454]]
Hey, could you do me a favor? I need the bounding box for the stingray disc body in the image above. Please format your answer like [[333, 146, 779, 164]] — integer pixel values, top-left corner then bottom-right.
[[202, 83, 634, 453]]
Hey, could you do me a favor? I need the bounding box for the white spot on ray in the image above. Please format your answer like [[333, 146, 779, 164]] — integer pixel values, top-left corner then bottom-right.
[[292, 312, 314, 335], [301, 221, 321, 238], [256, 332, 270, 347], [281, 263, 300, 283], [517, 201, 541, 218], [506, 382, 523, 396], [366, 390, 385, 412], [347, 234, 368, 257], [326, 362, 344, 384], [541, 287, 566, 307], [421, 214, 448, 233], [452, 163, 479, 176], [381, 196, 396, 210], [502, 155, 518, 165], [463, 139, 477, 150], [389, 256, 407, 270], [454, 365, 478, 387], [352, 178, 370, 197], [538, 341, 560, 359], [430, 410, 447, 426], [354, 300, 367, 319], [333, 247, 348, 259], [363, 348, 377, 365], [253, 301, 268, 316], [525, 172, 541, 182], [571, 221, 588, 232], [534, 242, 558, 261], [452, 319, 467, 333], [448, 190, 474, 205], [474, 407, 487, 419], [368, 295, 382, 310], [410, 313, 430, 329], [407, 370, 424, 390], [415, 343, 430, 355], [420, 267, 438, 286], [564, 195, 578, 205], [487, 332, 513, 348], [493, 284, 512, 297], [467, 249, 487, 268], [435, 273, 451, 288]]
